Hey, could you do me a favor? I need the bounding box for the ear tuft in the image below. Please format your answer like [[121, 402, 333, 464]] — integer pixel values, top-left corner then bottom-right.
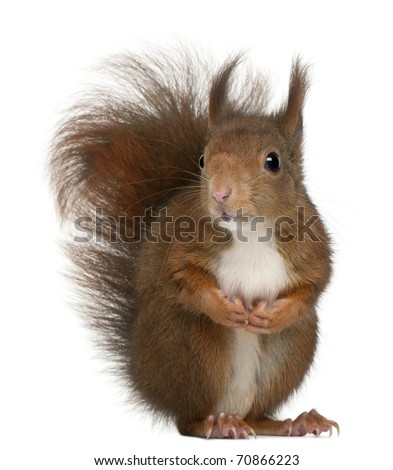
[[280, 57, 310, 146], [208, 54, 244, 130]]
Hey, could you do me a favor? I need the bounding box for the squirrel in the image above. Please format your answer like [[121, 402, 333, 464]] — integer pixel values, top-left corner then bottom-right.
[[51, 48, 339, 439]]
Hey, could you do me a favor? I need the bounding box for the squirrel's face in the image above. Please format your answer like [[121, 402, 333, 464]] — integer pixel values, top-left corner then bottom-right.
[[201, 56, 308, 232], [200, 119, 303, 228]]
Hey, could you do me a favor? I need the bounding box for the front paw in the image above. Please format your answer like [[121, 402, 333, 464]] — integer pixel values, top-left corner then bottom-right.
[[245, 298, 299, 334], [200, 289, 248, 329]]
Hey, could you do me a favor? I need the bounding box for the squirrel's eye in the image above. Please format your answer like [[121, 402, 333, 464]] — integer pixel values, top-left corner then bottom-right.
[[199, 154, 205, 169], [265, 152, 281, 172]]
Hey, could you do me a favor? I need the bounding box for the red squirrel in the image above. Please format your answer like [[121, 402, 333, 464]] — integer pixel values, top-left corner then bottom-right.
[[51, 49, 339, 438]]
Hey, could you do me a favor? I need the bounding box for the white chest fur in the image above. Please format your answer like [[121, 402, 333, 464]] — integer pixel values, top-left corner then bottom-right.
[[216, 226, 289, 306], [214, 226, 290, 417]]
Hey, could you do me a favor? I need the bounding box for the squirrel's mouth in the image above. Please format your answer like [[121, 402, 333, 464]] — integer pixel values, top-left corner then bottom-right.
[[216, 210, 253, 223], [220, 212, 233, 222]]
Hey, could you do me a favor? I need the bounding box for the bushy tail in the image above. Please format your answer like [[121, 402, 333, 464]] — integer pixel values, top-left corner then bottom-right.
[[50, 49, 211, 377]]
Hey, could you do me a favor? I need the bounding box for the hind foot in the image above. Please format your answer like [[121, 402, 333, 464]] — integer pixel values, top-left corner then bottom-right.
[[290, 409, 340, 436], [246, 409, 339, 437], [177, 413, 256, 439], [205, 413, 256, 439]]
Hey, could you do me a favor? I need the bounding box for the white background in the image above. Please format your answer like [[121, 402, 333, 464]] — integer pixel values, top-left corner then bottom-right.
[[1, 1, 392, 469]]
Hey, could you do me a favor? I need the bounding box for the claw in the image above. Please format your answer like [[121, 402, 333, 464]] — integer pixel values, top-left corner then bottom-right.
[[205, 415, 214, 439], [249, 427, 257, 439], [239, 429, 249, 439], [234, 414, 257, 439]]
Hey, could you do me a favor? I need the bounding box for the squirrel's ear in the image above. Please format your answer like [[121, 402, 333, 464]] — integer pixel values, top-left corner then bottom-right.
[[208, 55, 243, 130], [279, 58, 309, 147]]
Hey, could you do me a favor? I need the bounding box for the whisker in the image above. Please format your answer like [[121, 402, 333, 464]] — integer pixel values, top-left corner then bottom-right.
[[123, 185, 202, 213], [122, 175, 200, 187]]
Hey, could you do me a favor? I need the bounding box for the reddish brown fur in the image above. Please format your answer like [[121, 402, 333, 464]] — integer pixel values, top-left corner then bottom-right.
[[51, 48, 333, 438]]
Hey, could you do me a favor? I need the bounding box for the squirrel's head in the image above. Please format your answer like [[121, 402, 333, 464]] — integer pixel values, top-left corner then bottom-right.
[[199, 57, 310, 230]]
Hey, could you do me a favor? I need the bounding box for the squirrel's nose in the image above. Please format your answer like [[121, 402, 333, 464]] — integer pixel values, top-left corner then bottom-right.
[[211, 185, 232, 203]]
